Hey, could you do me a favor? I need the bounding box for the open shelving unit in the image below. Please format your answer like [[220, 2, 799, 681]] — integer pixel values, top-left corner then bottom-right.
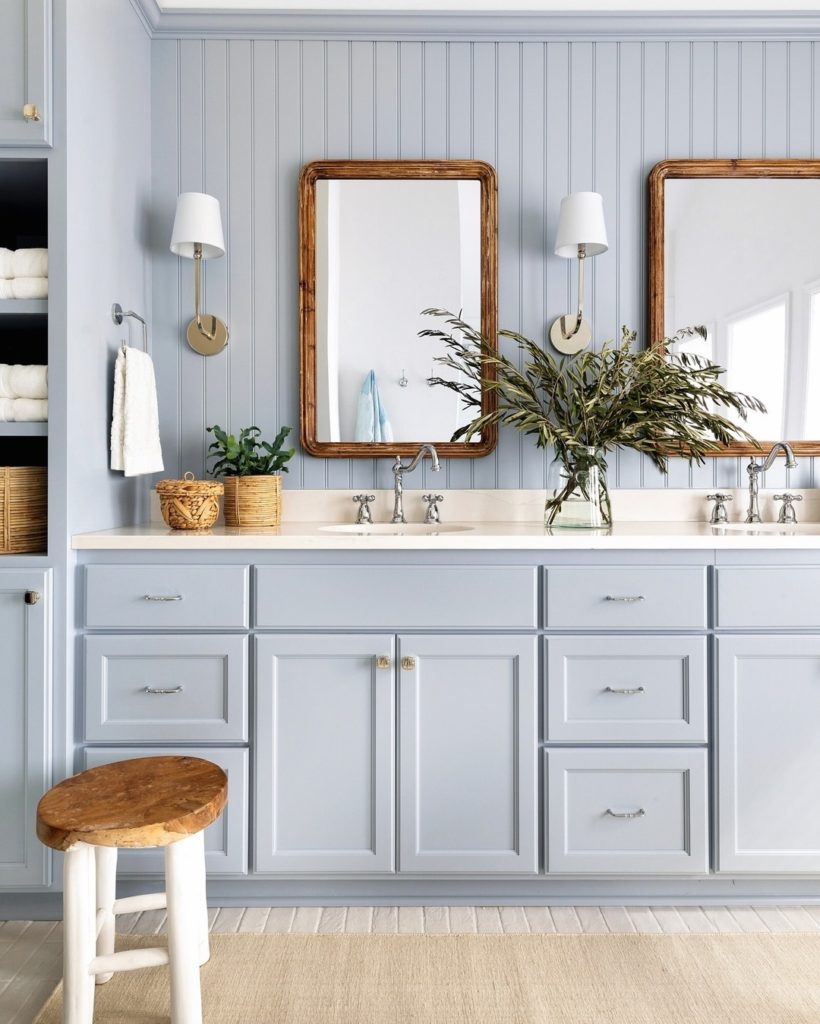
[[0, 160, 48, 553]]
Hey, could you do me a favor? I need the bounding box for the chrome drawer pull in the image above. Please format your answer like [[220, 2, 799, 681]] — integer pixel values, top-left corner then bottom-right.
[[143, 594, 183, 602], [143, 685, 184, 695], [604, 595, 645, 603], [604, 685, 646, 696], [605, 808, 646, 819]]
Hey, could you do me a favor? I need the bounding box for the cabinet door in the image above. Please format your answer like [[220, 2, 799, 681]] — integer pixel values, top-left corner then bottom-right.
[[0, 0, 51, 146], [717, 636, 820, 872], [255, 635, 395, 873], [0, 570, 50, 888], [399, 634, 538, 874], [83, 747, 248, 876]]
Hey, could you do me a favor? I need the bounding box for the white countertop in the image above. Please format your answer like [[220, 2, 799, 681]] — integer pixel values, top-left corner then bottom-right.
[[71, 520, 820, 550]]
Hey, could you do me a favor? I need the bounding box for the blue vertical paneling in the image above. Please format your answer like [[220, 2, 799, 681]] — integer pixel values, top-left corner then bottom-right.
[[154, 33, 820, 490]]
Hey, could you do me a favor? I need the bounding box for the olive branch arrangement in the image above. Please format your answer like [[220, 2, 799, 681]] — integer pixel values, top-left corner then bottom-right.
[[420, 309, 764, 472]]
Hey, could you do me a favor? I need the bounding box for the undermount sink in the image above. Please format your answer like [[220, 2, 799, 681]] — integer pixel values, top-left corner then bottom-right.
[[320, 523, 475, 536], [713, 522, 820, 534]]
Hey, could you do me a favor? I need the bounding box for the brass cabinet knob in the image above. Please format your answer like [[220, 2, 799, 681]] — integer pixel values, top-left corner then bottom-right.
[[24, 591, 40, 605], [22, 104, 41, 123], [401, 656, 417, 671], [375, 655, 391, 669]]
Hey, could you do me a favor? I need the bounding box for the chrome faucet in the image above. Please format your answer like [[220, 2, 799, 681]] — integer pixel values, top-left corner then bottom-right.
[[745, 442, 797, 523], [391, 445, 441, 524]]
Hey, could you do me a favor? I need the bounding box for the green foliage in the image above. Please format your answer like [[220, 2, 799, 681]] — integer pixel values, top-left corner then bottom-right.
[[206, 424, 295, 477], [420, 310, 765, 473]]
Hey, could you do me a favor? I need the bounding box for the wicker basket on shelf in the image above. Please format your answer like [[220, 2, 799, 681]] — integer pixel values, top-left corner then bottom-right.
[[156, 472, 223, 531], [1, 466, 47, 553]]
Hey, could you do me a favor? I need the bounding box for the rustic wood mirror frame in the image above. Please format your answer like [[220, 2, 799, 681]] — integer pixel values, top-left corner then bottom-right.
[[299, 159, 498, 458], [649, 157, 820, 457]]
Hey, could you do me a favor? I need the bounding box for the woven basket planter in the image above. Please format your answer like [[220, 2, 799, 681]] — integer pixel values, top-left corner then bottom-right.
[[222, 474, 282, 528], [156, 472, 224, 531], [1, 466, 47, 553]]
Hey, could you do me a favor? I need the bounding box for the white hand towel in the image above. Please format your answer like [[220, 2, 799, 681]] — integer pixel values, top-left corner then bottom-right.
[[0, 280, 12, 300], [0, 249, 13, 279], [10, 277, 48, 299], [0, 398, 47, 422], [11, 248, 48, 279], [0, 365, 48, 400], [110, 346, 164, 477]]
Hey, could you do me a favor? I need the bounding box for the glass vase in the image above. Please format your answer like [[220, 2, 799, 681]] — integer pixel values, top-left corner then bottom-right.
[[545, 446, 612, 529]]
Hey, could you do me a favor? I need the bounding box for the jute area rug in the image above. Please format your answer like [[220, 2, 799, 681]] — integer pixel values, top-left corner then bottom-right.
[[34, 931, 820, 1023]]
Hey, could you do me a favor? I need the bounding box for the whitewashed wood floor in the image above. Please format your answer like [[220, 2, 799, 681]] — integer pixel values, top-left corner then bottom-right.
[[3, 905, 820, 1024]]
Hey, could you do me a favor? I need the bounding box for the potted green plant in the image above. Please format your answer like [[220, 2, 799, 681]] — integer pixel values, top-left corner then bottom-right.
[[207, 425, 295, 528], [421, 311, 764, 529]]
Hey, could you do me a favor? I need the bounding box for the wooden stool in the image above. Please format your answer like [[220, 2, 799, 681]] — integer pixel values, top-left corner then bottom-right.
[[37, 755, 227, 1024]]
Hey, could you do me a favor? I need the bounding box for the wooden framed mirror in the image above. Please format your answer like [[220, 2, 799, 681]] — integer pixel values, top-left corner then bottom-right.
[[649, 158, 820, 457], [299, 160, 498, 458]]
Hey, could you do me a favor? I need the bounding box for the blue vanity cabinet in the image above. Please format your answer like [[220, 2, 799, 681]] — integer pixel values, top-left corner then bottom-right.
[[0, 0, 51, 147], [255, 634, 397, 874], [0, 569, 51, 889], [717, 635, 820, 873], [398, 634, 539, 875]]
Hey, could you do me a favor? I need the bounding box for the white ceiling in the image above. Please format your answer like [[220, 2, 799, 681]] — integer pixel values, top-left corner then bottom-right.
[[157, 1, 820, 11]]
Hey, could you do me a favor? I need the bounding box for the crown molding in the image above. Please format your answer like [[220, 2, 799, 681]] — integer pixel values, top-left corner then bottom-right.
[[125, 6, 820, 40]]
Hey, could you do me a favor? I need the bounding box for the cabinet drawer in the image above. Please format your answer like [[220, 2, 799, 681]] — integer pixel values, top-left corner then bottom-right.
[[255, 566, 537, 630], [85, 565, 249, 630], [545, 567, 707, 631], [546, 636, 707, 743], [546, 748, 708, 874], [82, 747, 248, 876], [716, 567, 820, 629], [84, 635, 248, 743]]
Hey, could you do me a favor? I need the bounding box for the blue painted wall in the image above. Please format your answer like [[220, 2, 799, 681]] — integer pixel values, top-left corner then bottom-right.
[[149, 37, 819, 492]]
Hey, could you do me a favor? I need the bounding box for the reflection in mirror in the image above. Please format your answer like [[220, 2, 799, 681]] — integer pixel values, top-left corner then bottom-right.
[[315, 179, 480, 443], [663, 176, 820, 444], [300, 160, 497, 459]]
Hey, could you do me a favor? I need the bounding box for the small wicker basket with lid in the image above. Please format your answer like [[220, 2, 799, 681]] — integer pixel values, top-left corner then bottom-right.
[[156, 472, 223, 531]]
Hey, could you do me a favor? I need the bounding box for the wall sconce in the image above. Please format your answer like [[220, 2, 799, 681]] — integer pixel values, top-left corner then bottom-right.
[[170, 192, 229, 356], [549, 191, 608, 355]]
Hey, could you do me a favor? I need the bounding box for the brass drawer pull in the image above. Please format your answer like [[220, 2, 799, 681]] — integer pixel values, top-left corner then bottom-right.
[[401, 656, 417, 671], [22, 103, 41, 122], [143, 594, 183, 602], [24, 590, 40, 605], [605, 808, 646, 819], [143, 685, 184, 695], [375, 655, 392, 670], [604, 686, 645, 696], [604, 595, 645, 603]]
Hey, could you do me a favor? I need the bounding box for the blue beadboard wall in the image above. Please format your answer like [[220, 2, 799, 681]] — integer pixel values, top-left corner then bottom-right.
[[150, 37, 819, 492]]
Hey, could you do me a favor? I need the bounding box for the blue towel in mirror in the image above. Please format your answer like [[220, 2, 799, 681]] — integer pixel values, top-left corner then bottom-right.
[[354, 369, 393, 442]]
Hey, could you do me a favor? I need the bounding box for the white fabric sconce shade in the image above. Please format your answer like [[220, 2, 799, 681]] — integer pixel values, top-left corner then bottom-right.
[[170, 192, 229, 355], [550, 191, 608, 354], [554, 191, 608, 258], [170, 192, 226, 259]]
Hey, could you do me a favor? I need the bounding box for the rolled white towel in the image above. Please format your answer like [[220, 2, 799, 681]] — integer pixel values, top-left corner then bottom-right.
[[4, 365, 47, 400], [0, 398, 48, 422], [10, 277, 48, 300], [11, 248, 48, 279], [0, 249, 13, 279], [0, 280, 13, 300]]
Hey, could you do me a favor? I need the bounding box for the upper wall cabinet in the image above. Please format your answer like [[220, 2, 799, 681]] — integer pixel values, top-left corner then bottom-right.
[[0, 0, 51, 147]]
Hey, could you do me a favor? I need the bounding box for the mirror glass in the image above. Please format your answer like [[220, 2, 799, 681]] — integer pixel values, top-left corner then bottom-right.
[[664, 176, 820, 442], [300, 161, 497, 458]]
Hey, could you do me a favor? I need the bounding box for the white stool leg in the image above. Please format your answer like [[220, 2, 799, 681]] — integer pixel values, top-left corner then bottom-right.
[[188, 830, 210, 966], [63, 843, 96, 1024], [95, 846, 118, 984], [165, 834, 204, 1024]]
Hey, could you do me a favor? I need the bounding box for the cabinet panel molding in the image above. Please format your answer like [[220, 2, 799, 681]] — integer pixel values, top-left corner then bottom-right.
[[0, 0, 51, 147]]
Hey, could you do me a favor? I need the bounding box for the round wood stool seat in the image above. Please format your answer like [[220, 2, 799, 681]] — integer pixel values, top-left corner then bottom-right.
[[36, 755, 227, 852]]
